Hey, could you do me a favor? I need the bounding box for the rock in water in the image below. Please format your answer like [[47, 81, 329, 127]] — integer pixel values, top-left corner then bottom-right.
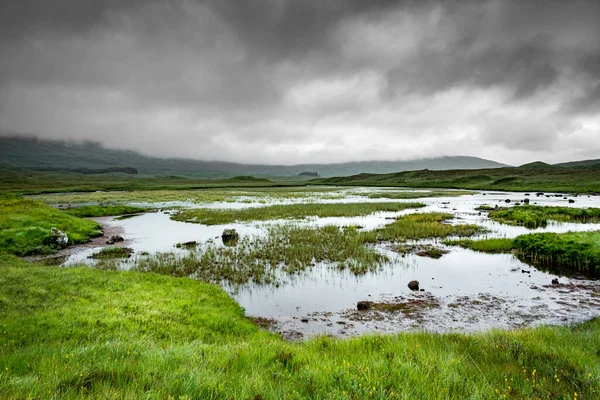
[[357, 301, 373, 310], [221, 228, 240, 247], [47, 227, 68, 249], [408, 280, 420, 291]]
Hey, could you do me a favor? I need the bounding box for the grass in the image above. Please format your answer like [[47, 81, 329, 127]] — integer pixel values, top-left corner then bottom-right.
[[0, 195, 102, 256], [362, 213, 485, 242], [367, 190, 475, 199], [28, 187, 350, 206], [445, 232, 600, 277], [444, 238, 515, 254], [89, 247, 134, 260], [513, 231, 600, 277], [1, 255, 599, 399], [172, 202, 426, 225], [131, 213, 483, 285], [63, 205, 148, 218], [133, 225, 388, 284], [314, 165, 600, 193], [486, 205, 600, 229]]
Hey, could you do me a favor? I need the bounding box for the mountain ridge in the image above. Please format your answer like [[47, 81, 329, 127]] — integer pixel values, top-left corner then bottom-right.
[[1, 135, 509, 178]]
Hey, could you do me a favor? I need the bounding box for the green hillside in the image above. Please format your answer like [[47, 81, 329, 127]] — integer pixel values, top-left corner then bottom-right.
[[314, 166, 600, 193], [0, 135, 508, 178]]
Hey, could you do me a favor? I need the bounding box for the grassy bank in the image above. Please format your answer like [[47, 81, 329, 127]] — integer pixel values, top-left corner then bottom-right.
[[485, 205, 600, 229], [514, 231, 600, 277], [63, 205, 148, 218], [0, 196, 102, 256], [315, 166, 600, 193], [445, 231, 600, 277], [172, 202, 425, 225], [0, 256, 598, 399], [444, 238, 514, 254]]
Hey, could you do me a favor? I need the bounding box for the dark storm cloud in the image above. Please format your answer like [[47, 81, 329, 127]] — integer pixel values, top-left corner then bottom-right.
[[0, 0, 599, 164]]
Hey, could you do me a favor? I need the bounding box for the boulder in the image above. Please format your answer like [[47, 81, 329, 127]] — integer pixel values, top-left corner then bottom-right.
[[221, 229, 240, 247], [505, 199, 511, 203], [408, 280, 420, 291], [46, 227, 68, 249], [523, 198, 530, 204], [357, 301, 373, 310], [551, 278, 559, 285], [568, 199, 575, 203], [106, 235, 124, 245]]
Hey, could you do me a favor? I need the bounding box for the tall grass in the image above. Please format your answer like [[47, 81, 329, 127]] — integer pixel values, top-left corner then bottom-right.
[[481, 205, 600, 229], [513, 231, 600, 276], [172, 202, 425, 225], [133, 225, 388, 285], [1, 255, 598, 399], [367, 190, 475, 199], [444, 238, 515, 253], [363, 212, 484, 242]]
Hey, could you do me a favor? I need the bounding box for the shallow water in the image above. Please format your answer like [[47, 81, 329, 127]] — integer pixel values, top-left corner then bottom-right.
[[55, 188, 600, 339]]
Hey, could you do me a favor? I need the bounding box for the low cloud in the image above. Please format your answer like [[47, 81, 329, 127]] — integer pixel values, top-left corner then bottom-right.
[[1, 0, 599, 165]]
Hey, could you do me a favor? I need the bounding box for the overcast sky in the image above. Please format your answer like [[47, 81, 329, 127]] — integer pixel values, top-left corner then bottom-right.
[[1, 0, 599, 165]]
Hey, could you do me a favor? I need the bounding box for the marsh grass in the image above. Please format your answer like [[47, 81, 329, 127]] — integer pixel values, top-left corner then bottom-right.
[[132, 213, 484, 285], [1, 255, 599, 399], [89, 247, 134, 260], [172, 202, 425, 225], [0, 195, 102, 256], [29, 186, 348, 206], [513, 231, 600, 276], [362, 212, 485, 242], [63, 205, 147, 218], [367, 190, 475, 200], [133, 225, 389, 285], [485, 205, 600, 229], [444, 238, 515, 254]]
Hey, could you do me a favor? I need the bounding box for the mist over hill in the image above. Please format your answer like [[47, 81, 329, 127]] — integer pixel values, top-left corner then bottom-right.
[[0, 136, 510, 178]]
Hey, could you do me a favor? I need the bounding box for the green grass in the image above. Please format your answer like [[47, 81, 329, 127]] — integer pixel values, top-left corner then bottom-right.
[[172, 202, 426, 225], [444, 238, 515, 254], [28, 186, 349, 206], [314, 166, 600, 193], [367, 190, 475, 199], [513, 231, 600, 277], [362, 213, 485, 242], [132, 214, 484, 284], [63, 205, 148, 218], [1, 255, 599, 399], [487, 205, 600, 229], [445, 232, 600, 277], [0, 195, 102, 256], [134, 225, 388, 283]]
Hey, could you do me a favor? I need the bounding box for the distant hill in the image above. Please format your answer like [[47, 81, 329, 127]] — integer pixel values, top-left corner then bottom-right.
[[518, 161, 554, 169], [555, 159, 600, 168], [0, 135, 508, 178]]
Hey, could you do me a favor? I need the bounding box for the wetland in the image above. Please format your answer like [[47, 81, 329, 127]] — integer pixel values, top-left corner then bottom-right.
[[25, 186, 600, 340]]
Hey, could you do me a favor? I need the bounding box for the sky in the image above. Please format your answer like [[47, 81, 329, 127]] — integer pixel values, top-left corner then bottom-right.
[[0, 0, 599, 166]]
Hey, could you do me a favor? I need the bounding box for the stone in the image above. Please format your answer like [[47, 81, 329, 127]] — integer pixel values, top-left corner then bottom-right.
[[568, 199, 575, 203], [221, 229, 240, 246], [408, 280, 420, 291], [551, 278, 559, 285], [110, 235, 124, 243], [357, 301, 373, 310], [46, 227, 68, 249]]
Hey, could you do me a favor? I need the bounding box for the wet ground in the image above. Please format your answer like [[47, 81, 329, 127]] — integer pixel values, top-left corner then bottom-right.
[[37, 187, 600, 340]]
